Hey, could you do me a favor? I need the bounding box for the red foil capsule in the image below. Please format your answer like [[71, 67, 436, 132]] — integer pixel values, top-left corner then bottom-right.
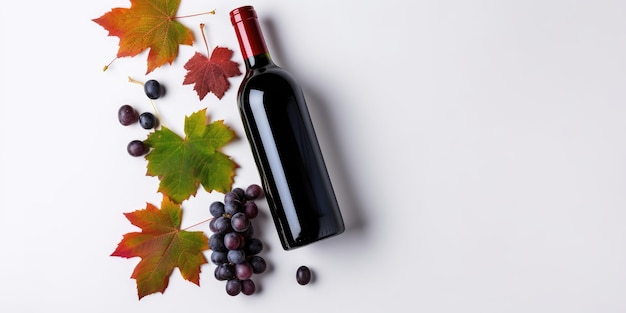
[[230, 6, 269, 60]]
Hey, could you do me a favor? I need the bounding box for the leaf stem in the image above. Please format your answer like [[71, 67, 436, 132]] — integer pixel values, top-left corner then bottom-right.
[[128, 76, 144, 86], [148, 98, 167, 129], [200, 23, 210, 56], [183, 217, 213, 231], [103, 57, 118, 72], [174, 10, 215, 19]]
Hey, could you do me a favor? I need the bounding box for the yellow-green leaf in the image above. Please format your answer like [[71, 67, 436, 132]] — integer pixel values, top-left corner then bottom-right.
[[111, 197, 209, 299]]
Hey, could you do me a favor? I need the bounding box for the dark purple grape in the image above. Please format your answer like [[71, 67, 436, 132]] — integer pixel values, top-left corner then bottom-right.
[[213, 216, 232, 234], [127, 140, 147, 157], [210, 251, 228, 265], [208, 218, 218, 233], [224, 191, 240, 202], [232, 187, 245, 200], [244, 237, 263, 255], [249, 255, 267, 274], [243, 201, 258, 219], [241, 279, 256, 295], [214, 266, 225, 281], [296, 266, 312, 285], [214, 264, 235, 281], [209, 201, 225, 217], [245, 184, 263, 200], [209, 233, 226, 252], [144, 79, 163, 99], [224, 199, 242, 216], [235, 262, 253, 280], [118, 104, 139, 126], [139, 112, 157, 129], [231, 212, 250, 232], [225, 279, 242, 296], [224, 232, 243, 250], [227, 249, 246, 264]]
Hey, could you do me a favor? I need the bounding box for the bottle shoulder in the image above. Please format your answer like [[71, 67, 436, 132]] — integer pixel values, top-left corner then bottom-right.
[[240, 66, 302, 95], [244, 65, 297, 83]]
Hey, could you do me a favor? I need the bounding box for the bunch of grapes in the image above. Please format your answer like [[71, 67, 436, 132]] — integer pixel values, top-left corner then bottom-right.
[[209, 184, 268, 296]]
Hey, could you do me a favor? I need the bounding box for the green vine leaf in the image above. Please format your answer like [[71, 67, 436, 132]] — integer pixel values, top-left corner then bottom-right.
[[144, 108, 238, 203]]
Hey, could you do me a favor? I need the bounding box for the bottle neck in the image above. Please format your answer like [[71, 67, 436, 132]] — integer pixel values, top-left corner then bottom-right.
[[244, 53, 273, 69], [230, 6, 274, 70]]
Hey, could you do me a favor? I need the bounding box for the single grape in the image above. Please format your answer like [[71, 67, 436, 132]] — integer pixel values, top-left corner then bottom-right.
[[235, 262, 253, 280], [215, 264, 236, 281], [231, 212, 250, 232], [240, 279, 256, 295], [224, 199, 242, 216], [209, 201, 225, 217], [208, 218, 218, 233], [296, 266, 312, 285], [213, 216, 232, 234], [209, 233, 226, 252], [225, 279, 242, 296], [244, 237, 263, 255], [243, 201, 258, 219], [249, 255, 267, 274], [127, 140, 147, 157], [118, 104, 139, 126], [139, 112, 157, 129], [210, 251, 228, 265], [232, 187, 245, 200], [224, 191, 240, 202], [245, 184, 263, 200], [144, 79, 163, 99], [227, 249, 246, 264], [224, 232, 243, 250]]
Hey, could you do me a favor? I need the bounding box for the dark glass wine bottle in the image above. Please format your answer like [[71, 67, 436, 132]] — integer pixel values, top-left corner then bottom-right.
[[230, 6, 345, 250]]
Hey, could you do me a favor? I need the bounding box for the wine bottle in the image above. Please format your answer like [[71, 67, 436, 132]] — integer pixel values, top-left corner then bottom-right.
[[230, 6, 345, 250]]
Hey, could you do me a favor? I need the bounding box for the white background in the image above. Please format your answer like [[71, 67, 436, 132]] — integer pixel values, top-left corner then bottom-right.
[[1, 0, 626, 312]]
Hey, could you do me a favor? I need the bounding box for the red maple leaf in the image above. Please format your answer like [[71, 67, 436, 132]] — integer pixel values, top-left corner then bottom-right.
[[92, 0, 194, 74], [183, 47, 242, 100], [111, 197, 209, 299]]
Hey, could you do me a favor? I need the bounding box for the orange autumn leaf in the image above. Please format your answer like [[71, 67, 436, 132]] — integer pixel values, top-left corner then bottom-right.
[[111, 197, 209, 299], [93, 0, 194, 74]]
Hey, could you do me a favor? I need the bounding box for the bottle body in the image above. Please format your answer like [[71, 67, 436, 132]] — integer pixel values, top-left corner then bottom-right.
[[231, 6, 345, 250]]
